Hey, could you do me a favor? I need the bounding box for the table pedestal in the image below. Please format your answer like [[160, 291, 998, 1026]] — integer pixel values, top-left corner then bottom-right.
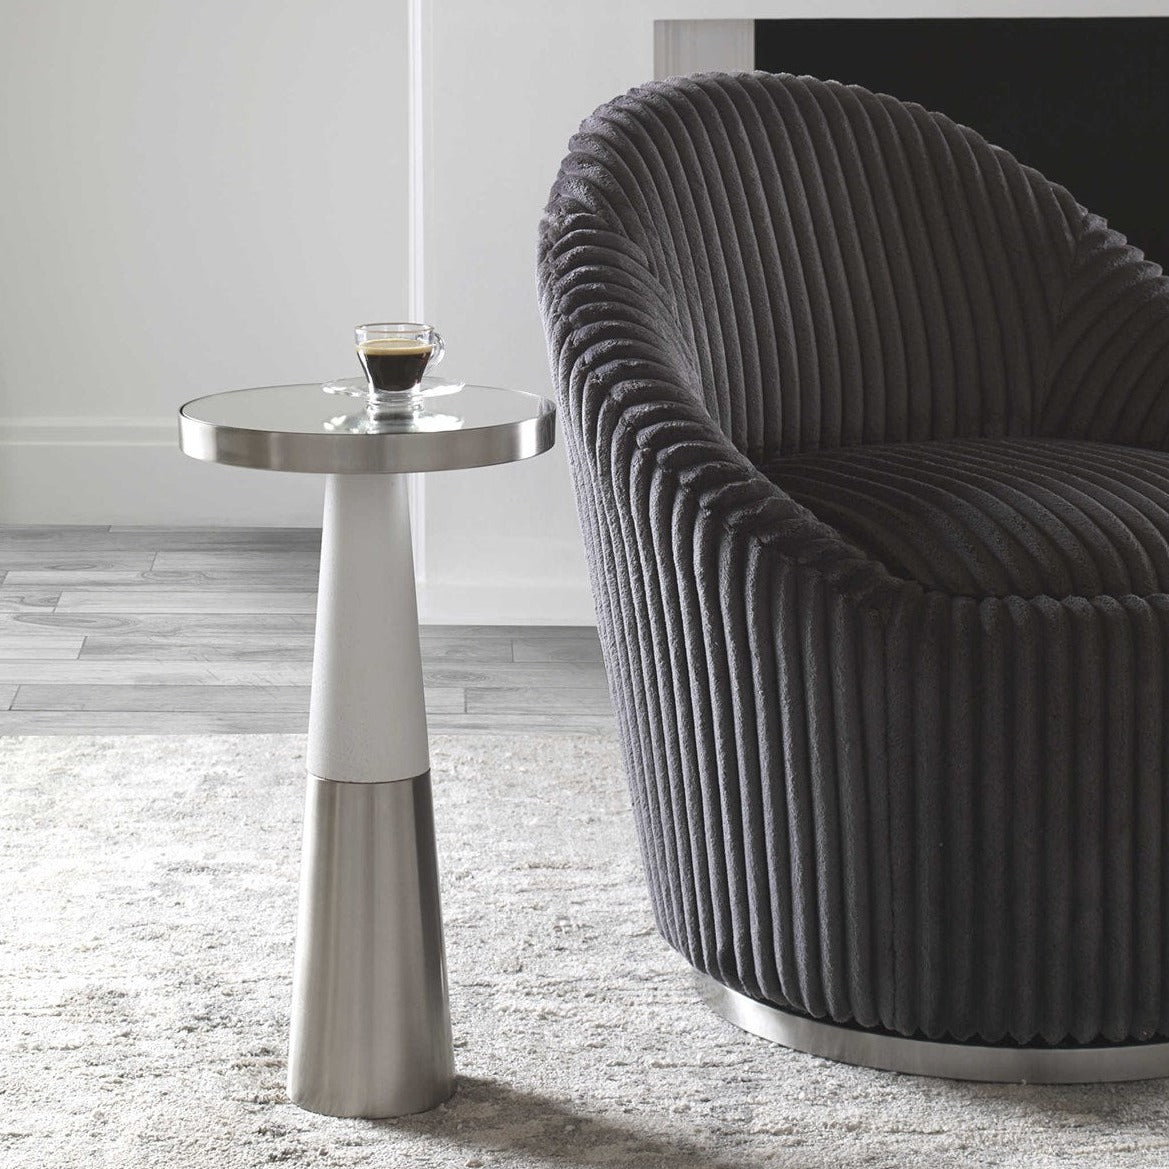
[[287, 473, 455, 1118]]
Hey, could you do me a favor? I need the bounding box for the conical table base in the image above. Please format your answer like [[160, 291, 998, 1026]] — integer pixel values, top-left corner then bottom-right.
[[289, 773, 454, 1117], [287, 474, 454, 1117]]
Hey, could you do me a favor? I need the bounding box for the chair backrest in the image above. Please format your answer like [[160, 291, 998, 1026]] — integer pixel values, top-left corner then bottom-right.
[[542, 72, 1086, 459]]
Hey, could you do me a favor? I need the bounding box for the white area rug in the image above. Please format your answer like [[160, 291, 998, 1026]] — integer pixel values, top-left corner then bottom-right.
[[2, 734, 1168, 1168]]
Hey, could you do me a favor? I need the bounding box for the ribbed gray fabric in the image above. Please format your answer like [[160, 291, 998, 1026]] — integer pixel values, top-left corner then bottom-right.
[[763, 438, 1169, 599], [537, 72, 1169, 1046]]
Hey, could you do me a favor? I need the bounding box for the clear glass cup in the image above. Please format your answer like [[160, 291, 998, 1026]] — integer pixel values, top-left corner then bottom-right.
[[355, 322, 445, 397]]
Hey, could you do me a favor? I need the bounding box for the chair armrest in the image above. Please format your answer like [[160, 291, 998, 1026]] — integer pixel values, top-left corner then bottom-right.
[[539, 216, 900, 610], [1042, 211, 1169, 448]]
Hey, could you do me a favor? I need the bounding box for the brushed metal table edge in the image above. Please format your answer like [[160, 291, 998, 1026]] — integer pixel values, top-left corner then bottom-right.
[[178, 400, 556, 474], [696, 972, 1169, 1083]]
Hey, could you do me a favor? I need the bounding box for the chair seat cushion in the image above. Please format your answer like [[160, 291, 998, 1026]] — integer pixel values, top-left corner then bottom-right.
[[761, 438, 1169, 598]]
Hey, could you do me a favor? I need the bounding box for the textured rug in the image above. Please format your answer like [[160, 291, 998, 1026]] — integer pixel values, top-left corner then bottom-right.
[[2, 734, 1168, 1168]]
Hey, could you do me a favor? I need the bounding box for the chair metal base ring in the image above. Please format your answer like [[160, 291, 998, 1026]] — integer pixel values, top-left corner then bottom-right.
[[695, 972, 1169, 1083]]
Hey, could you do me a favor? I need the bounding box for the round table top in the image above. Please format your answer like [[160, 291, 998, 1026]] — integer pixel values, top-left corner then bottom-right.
[[178, 379, 557, 475]]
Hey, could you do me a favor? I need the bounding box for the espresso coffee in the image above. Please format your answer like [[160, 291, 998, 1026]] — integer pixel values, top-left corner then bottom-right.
[[357, 338, 434, 393]]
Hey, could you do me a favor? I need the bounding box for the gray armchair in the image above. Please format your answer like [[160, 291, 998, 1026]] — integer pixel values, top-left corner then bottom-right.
[[538, 72, 1169, 1080]]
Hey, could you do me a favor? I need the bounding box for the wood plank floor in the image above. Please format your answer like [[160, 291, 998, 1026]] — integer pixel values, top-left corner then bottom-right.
[[0, 526, 612, 735]]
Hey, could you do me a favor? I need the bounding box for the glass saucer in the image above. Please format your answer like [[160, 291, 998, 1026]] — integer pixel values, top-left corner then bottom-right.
[[321, 375, 465, 403], [324, 410, 464, 435], [321, 375, 467, 434]]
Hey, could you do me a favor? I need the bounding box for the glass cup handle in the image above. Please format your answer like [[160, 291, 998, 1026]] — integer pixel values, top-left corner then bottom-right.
[[427, 330, 445, 371]]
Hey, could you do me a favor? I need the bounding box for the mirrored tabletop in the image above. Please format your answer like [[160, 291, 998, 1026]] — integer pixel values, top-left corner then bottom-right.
[[179, 378, 557, 474]]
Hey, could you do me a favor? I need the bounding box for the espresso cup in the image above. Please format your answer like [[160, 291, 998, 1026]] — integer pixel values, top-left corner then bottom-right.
[[355, 323, 445, 395]]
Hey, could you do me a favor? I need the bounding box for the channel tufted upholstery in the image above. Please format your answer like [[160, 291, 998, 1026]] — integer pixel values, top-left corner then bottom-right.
[[762, 438, 1169, 599], [537, 72, 1169, 1047]]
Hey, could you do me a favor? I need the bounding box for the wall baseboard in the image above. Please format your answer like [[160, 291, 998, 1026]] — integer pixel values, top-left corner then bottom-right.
[[416, 579, 596, 627], [0, 418, 324, 526]]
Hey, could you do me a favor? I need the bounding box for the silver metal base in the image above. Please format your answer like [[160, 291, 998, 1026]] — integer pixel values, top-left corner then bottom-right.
[[288, 773, 455, 1117], [696, 972, 1169, 1083]]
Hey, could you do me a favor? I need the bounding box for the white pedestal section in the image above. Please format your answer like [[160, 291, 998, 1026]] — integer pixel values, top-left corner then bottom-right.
[[307, 474, 429, 785], [288, 473, 454, 1117]]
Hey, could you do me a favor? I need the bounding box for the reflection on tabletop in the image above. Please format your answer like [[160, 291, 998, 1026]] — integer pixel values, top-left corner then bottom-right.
[[321, 376, 466, 433]]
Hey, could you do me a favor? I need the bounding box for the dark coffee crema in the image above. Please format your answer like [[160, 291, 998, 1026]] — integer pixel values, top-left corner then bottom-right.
[[357, 339, 433, 393]]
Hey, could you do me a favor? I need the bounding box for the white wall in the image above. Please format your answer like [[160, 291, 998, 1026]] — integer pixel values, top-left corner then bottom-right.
[[0, 0, 410, 526], [418, 1, 660, 625]]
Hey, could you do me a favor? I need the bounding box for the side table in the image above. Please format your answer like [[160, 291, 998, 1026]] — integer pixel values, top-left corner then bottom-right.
[[178, 380, 556, 1117]]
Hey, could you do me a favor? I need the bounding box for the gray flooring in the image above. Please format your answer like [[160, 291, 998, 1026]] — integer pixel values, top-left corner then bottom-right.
[[0, 526, 612, 734]]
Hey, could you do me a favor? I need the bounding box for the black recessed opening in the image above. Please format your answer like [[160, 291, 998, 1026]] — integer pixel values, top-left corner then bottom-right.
[[755, 17, 1169, 267]]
